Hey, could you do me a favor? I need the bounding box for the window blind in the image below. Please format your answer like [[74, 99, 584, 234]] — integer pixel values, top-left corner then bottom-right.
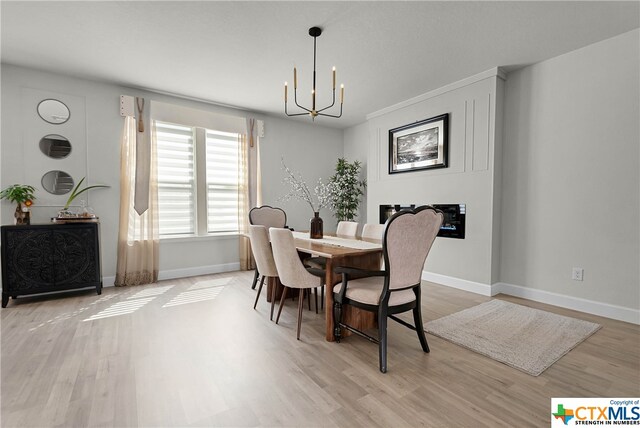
[[156, 121, 196, 235], [205, 129, 239, 233]]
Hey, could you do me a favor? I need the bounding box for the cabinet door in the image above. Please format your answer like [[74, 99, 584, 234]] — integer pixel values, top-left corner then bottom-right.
[[52, 226, 99, 286], [3, 228, 55, 292]]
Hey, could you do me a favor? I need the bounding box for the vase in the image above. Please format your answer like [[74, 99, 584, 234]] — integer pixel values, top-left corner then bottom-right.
[[310, 212, 323, 239], [14, 204, 30, 225]]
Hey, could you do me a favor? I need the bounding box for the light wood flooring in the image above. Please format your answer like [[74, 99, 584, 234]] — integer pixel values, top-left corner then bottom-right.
[[1, 271, 638, 427]]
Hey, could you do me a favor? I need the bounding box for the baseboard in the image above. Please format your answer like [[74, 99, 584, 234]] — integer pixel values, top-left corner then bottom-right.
[[421, 271, 493, 296], [493, 282, 640, 325], [101, 262, 241, 288]]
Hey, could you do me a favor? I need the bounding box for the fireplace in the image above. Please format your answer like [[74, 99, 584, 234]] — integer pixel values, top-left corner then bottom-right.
[[379, 204, 466, 239]]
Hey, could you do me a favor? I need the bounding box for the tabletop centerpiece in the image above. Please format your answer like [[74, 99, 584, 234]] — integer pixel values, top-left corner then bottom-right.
[[281, 160, 333, 239], [55, 177, 109, 222]]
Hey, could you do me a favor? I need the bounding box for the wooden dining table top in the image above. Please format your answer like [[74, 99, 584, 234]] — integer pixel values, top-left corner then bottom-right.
[[292, 233, 382, 259]]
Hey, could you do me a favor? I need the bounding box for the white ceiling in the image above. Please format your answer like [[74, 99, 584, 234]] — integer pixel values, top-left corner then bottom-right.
[[2, 1, 638, 128]]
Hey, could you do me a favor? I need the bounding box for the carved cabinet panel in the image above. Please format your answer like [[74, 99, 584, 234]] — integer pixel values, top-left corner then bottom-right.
[[1, 223, 102, 307]]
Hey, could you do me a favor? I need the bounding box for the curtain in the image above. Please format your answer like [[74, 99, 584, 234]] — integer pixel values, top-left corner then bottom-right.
[[115, 116, 159, 286], [239, 119, 262, 270]]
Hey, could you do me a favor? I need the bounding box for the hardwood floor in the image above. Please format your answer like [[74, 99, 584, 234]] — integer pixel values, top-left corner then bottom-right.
[[1, 271, 638, 427]]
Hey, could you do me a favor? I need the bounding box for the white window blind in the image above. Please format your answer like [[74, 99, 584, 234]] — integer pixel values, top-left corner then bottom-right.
[[156, 121, 196, 236], [205, 129, 239, 233]]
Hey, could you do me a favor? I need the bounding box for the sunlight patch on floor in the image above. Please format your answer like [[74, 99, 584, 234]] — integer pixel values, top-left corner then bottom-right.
[[163, 286, 225, 308], [127, 285, 175, 299], [83, 297, 156, 321], [189, 277, 232, 290]]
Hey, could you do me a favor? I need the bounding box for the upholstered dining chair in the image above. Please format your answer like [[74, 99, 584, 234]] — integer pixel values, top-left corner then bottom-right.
[[361, 223, 385, 240], [303, 220, 360, 306], [248, 225, 280, 320], [336, 221, 359, 237], [269, 228, 325, 340], [333, 206, 443, 373], [248, 205, 287, 290]]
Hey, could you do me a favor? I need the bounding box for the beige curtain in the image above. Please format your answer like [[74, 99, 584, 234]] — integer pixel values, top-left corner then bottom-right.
[[239, 119, 262, 270], [115, 116, 159, 286]]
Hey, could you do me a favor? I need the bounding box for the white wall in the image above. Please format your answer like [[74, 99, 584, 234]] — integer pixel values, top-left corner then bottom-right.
[[364, 70, 504, 285], [500, 29, 640, 310], [342, 30, 638, 322], [1, 65, 343, 284], [260, 116, 343, 231], [342, 122, 369, 227]]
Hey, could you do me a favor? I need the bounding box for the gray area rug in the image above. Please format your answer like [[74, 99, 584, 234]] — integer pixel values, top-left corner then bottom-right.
[[424, 299, 601, 376]]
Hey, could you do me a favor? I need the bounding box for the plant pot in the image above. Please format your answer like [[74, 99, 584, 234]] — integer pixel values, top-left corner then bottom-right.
[[310, 212, 323, 239], [14, 204, 30, 225]]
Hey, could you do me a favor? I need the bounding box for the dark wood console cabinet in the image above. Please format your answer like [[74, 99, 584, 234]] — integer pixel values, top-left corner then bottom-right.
[[1, 223, 102, 308]]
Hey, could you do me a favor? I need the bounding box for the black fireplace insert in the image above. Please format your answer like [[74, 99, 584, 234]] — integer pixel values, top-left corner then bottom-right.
[[379, 204, 466, 239]]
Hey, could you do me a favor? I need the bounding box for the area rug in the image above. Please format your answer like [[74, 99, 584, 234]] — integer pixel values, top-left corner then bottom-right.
[[424, 299, 601, 376]]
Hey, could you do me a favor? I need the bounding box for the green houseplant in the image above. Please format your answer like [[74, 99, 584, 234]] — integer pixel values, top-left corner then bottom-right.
[[329, 158, 366, 222], [0, 184, 36, 225], [63, 177, 109, 210]]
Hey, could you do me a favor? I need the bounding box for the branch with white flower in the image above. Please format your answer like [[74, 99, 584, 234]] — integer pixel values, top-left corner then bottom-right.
[[280, 159, 334, 213]]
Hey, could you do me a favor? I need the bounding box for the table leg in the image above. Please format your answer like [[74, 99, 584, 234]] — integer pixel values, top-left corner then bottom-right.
[[324, 253, 381, 341], [266, 277, 286, 302]]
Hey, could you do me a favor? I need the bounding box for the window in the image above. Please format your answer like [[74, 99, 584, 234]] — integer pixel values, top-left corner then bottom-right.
[[155, 121, 240, 237], [206, 130, 239, 233]]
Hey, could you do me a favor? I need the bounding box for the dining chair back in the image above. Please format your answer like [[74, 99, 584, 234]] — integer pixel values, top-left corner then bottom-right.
[[248, 225, 279, 318], [248, 205, 287, 290], [384, 209, 442, 290], [249, 205, 287, 229], [336, 221, 359, 238], [361, 223, 385, 240]]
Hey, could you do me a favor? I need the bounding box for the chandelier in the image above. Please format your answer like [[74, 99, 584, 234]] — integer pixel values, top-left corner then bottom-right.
[[284, 27, 344, 120]]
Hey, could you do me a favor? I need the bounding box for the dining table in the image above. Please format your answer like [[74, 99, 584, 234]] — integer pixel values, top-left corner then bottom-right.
[[289, 231, 383, 341]]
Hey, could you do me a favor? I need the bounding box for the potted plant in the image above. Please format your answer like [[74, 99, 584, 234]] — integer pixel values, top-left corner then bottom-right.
[[59, 177, 109, 218], [329, 158, 366, 222], [0, 184, 36, 225]]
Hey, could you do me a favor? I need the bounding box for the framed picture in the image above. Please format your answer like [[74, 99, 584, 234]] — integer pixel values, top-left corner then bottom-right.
[[388, 113, 449, 174]]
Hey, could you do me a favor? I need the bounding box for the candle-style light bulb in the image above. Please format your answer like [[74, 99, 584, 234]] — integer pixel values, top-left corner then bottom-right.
[[332, 66, 336, 89], [340, 84, 344, 104], [284, 82, 288, 102]]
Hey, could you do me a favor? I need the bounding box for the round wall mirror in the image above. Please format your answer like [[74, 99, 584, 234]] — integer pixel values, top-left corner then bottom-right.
[[41, 170, 74, 195], [39, 134, 72, 159], [37, 99, 70, 124]]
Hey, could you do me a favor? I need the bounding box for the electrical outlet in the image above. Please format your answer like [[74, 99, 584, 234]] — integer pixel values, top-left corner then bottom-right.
[[572, 267, 584, 281]]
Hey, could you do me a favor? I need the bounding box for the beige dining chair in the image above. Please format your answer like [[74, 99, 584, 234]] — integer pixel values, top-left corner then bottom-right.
[[336, 221, 359, 237], [269, 228, 325, 340], [248, 205, 287, 290], [333, 206, 443, 373], [304, 220, 360, 304], [362, 223, 385, 240], [248, 225, 280, 320]]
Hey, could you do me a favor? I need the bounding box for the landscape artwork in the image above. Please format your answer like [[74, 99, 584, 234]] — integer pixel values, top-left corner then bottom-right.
[[389, 113, 449, 174], [397, 128, 439, 164]]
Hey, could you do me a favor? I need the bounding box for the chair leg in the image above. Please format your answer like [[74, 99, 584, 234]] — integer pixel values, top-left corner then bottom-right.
[[270, 278, 278, 321], [253, 276, 265, 309], [333, 301, 342, 343], [321, 285, 324, 310], [251, 269, 259, 290], [413, 304, 430, 353], [378, 306, 388, 373], [297, 288, 305, 340], [307, 289, 311, 310], [314, 287, 318, 314], [275, 286, 289, 324]]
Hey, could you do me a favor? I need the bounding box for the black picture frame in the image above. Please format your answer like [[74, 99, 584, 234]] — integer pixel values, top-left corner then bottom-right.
[[388, 113, 449, 174]]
